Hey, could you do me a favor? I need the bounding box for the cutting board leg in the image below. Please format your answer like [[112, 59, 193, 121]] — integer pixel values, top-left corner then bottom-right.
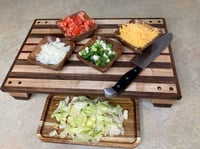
[[152, 99, 175, 107], [9, 92, 31, 100]]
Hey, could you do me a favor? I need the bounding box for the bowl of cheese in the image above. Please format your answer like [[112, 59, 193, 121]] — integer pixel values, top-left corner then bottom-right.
[[114, 19, 163, 53]]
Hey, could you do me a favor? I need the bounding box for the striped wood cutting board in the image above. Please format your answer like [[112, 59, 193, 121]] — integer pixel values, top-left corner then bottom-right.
[[1, 18, 181, 100]]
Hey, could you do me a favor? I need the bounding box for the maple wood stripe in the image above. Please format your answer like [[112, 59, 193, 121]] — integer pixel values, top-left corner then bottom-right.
[[95, 18, 164, 25], [26, 37, 43, 44], [21, 45, 37, 52], [17, 53, 172, 63], [31, 28, 62, 34], [95, 28, 118, 34], [4, 78, 177, 94], [11, 65, 174, 77], [8, 71, 175, 83]]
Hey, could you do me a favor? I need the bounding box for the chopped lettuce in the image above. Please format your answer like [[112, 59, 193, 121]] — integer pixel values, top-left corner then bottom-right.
[[50, 96, 128, 143]]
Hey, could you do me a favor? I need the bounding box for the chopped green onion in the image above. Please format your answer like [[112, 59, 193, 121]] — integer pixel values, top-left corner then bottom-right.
[[79, 39, 116, 67]]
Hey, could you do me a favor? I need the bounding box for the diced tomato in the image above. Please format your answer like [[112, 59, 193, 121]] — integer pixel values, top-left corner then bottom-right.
[[57, 12, 95, 37], [73, 15, 83, 25], [72, 26, 81, 36]]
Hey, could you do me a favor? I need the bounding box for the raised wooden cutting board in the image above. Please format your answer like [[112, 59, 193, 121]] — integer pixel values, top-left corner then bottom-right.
[[37, 95, 140, 148], [0, 18, 181, 107]]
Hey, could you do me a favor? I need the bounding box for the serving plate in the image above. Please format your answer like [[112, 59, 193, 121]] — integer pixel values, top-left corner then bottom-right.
[[37, 94, 140, 148], [27, 36, 75, 70], [114, 19, 164, 53], [57, 11, 98, 41], [76, 35, 123, 72]]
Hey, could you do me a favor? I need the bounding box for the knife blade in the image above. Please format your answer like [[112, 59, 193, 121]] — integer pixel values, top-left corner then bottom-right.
[[104, 33, 173, 98]]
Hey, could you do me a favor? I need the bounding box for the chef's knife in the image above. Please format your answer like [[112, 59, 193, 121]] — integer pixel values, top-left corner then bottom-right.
[[104, 33, 173, 98]]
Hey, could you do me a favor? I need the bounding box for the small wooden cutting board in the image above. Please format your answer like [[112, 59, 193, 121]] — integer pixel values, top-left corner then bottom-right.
[[37, 94, 141, 148]]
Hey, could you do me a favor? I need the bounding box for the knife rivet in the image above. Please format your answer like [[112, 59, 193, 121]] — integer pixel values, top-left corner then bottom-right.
[[117, 84, 120, 88], [134, 69, 137, 72], [126, 77, 129, 80]]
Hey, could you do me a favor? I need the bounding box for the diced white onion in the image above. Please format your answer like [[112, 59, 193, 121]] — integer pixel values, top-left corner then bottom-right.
[[36, 38, 70, 65]]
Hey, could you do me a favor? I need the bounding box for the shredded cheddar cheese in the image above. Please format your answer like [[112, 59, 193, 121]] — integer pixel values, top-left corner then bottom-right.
[[119, 23, 160, 48]]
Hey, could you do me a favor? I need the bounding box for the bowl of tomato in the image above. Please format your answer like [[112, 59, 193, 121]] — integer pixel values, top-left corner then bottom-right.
[[57, 11, 98, 41]]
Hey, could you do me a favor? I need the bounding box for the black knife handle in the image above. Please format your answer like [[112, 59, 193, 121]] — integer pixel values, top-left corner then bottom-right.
[[112, 66, 142, 93]]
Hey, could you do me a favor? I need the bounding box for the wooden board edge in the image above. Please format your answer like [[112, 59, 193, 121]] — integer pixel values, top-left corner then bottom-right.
[[168, 45, 182, 99], [0, 19, 38, 92], [162, 18, 182, 99], [133, 99, 141, 147], [36, 95, 52, 136]]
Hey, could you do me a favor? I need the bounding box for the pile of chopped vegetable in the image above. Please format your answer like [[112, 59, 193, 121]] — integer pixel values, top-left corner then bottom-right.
[[78, 39, 116, 67], [57, 11, 95, 37], [49, 96, 128, 143], [36, 38, 70, 65], [119, 23, 160, 48]]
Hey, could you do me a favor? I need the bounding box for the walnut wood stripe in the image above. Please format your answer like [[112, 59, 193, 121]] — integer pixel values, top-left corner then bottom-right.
[[9, 71, 176, 84], [29, 34, 64, 38]]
